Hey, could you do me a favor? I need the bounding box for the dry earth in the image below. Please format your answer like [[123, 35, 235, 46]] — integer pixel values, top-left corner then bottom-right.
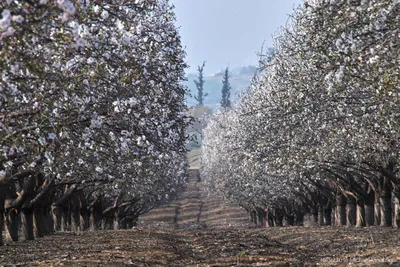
[[1, 170, 400, 266]]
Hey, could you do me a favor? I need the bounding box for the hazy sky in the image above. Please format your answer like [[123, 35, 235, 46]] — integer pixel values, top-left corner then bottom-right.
[[171, 0, 303, 74]]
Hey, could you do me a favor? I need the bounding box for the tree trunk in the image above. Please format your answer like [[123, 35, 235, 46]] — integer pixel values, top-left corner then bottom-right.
[[43, 206, 54, 234], [331, 206, 336, 226], [274, 208, 283, 227], [0, 211, 4, 246], [34, 207, 45, 237], [103, 216, 114, 230], [365, 204, 374, 226], [266, 208, 274, 227], [285, 214, 294, 226], [356, 200, 366, 227], [318, 205, 324, 226], [256, 208, 266, 227], [323, 201, 332, 226], [336, 194, 347, 226], [22, 207, 35, 240], [72, 209, 80, 231], [250, 210, 256, 224], [293, 205, 304, 226], [5, 198, 19, 241], [380, 197, 392, 227], [310, 206, 318, 227], [374, 201, 381, 226], [92, 210, 102, 230], [54, 205, 63, 231], [62, 207, 72, 231], [81, 209, 90, 231], [379, 176, 392, 227], [394, 197, 400, 228], [346, 195, 357, 226]]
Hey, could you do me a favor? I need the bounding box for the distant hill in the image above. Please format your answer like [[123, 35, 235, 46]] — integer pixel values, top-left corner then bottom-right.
[[184, 65, 256, 110]]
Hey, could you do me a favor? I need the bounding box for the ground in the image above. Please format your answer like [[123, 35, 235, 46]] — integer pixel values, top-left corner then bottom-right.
[[1, 227, 400, 266], [1, 171, 400, 266]]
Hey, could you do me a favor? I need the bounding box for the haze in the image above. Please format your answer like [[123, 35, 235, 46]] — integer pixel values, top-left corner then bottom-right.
[[171, 0, 303, 74]]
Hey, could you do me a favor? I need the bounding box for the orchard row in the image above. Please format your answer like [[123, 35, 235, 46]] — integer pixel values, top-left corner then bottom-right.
[[0, 0, 190, 245], [202, 0, 400, 227]]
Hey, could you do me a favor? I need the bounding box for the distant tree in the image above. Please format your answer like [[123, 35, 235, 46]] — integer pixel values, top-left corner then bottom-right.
[[220, 67, 232, 109], [194, 61, 207, 106]]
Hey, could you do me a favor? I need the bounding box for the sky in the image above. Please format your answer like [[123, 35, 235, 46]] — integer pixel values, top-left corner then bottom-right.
[[171, 0, 303, 75]]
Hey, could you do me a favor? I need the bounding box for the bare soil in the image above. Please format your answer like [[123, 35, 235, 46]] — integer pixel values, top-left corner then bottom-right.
[[1, 226, 400, 266]]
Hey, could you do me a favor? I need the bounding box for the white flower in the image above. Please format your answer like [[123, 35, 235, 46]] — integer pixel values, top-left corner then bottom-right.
[[95, 166, 103, 173], [2, 26, 15, 38], [1, 9, 11, 19], [38, 136, 47, 145], [48, 133, 57, 140], [75, 38, 86, 47], [45, 151, 54, 164], [12, 15, 24, 23], [87, 57, 95, 64], [101, 10, 109, 20], [102, 52, 110, 60], [39, 0, 48, 5], [93, 5, 100, 14]]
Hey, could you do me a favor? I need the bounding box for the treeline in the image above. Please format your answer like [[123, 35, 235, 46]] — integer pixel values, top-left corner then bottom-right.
[[0, 0, 190, 245], [202, 0, 400, 227]]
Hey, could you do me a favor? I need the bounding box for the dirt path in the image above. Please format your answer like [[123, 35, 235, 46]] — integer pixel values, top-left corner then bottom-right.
[[1, 227, 400, 266], [139, 169, 253, 230]]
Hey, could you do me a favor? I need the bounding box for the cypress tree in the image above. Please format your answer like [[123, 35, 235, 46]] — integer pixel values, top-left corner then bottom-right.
[[220, 67, 231, 109], [194, 61, 207, 106]]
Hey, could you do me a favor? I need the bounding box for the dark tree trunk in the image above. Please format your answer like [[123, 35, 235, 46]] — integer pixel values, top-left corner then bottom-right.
[[81, 208, 90, 231], [380, 197, 392, 227], [256, 208, 266, 227], [72, 208, 80, 231], [92, 198, 103, 230], [318, 204, 324, 226], [0, 211, 4, 246], [22, 207, 35, 240], [365, 205, 374, 226], [119, 215, 127, 229], [53, 205, 63, 231], [103, 216, 114, 230], [43, 206, 54, 234], [380, 177, 392, 227], [336, 194, 347, 226], [274, 208, 284, 227], [363, 185, 375, 227], [249, 210, 256, 224], [92, 209, 102, 230], [331, 206, 336, 226], [346, 195, 357, 226], [5, 198, 19, 241], [324, 201, 332, 226], [267, 208, 275, 227], [285, 214, 294, 226], [6, 209, 19, 241], [310, 206, 318, 227], [34, 207, 45, 237], [62, 207, 72, 231], [293, 203, 304, 226], [0, 186, 7, 246]]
